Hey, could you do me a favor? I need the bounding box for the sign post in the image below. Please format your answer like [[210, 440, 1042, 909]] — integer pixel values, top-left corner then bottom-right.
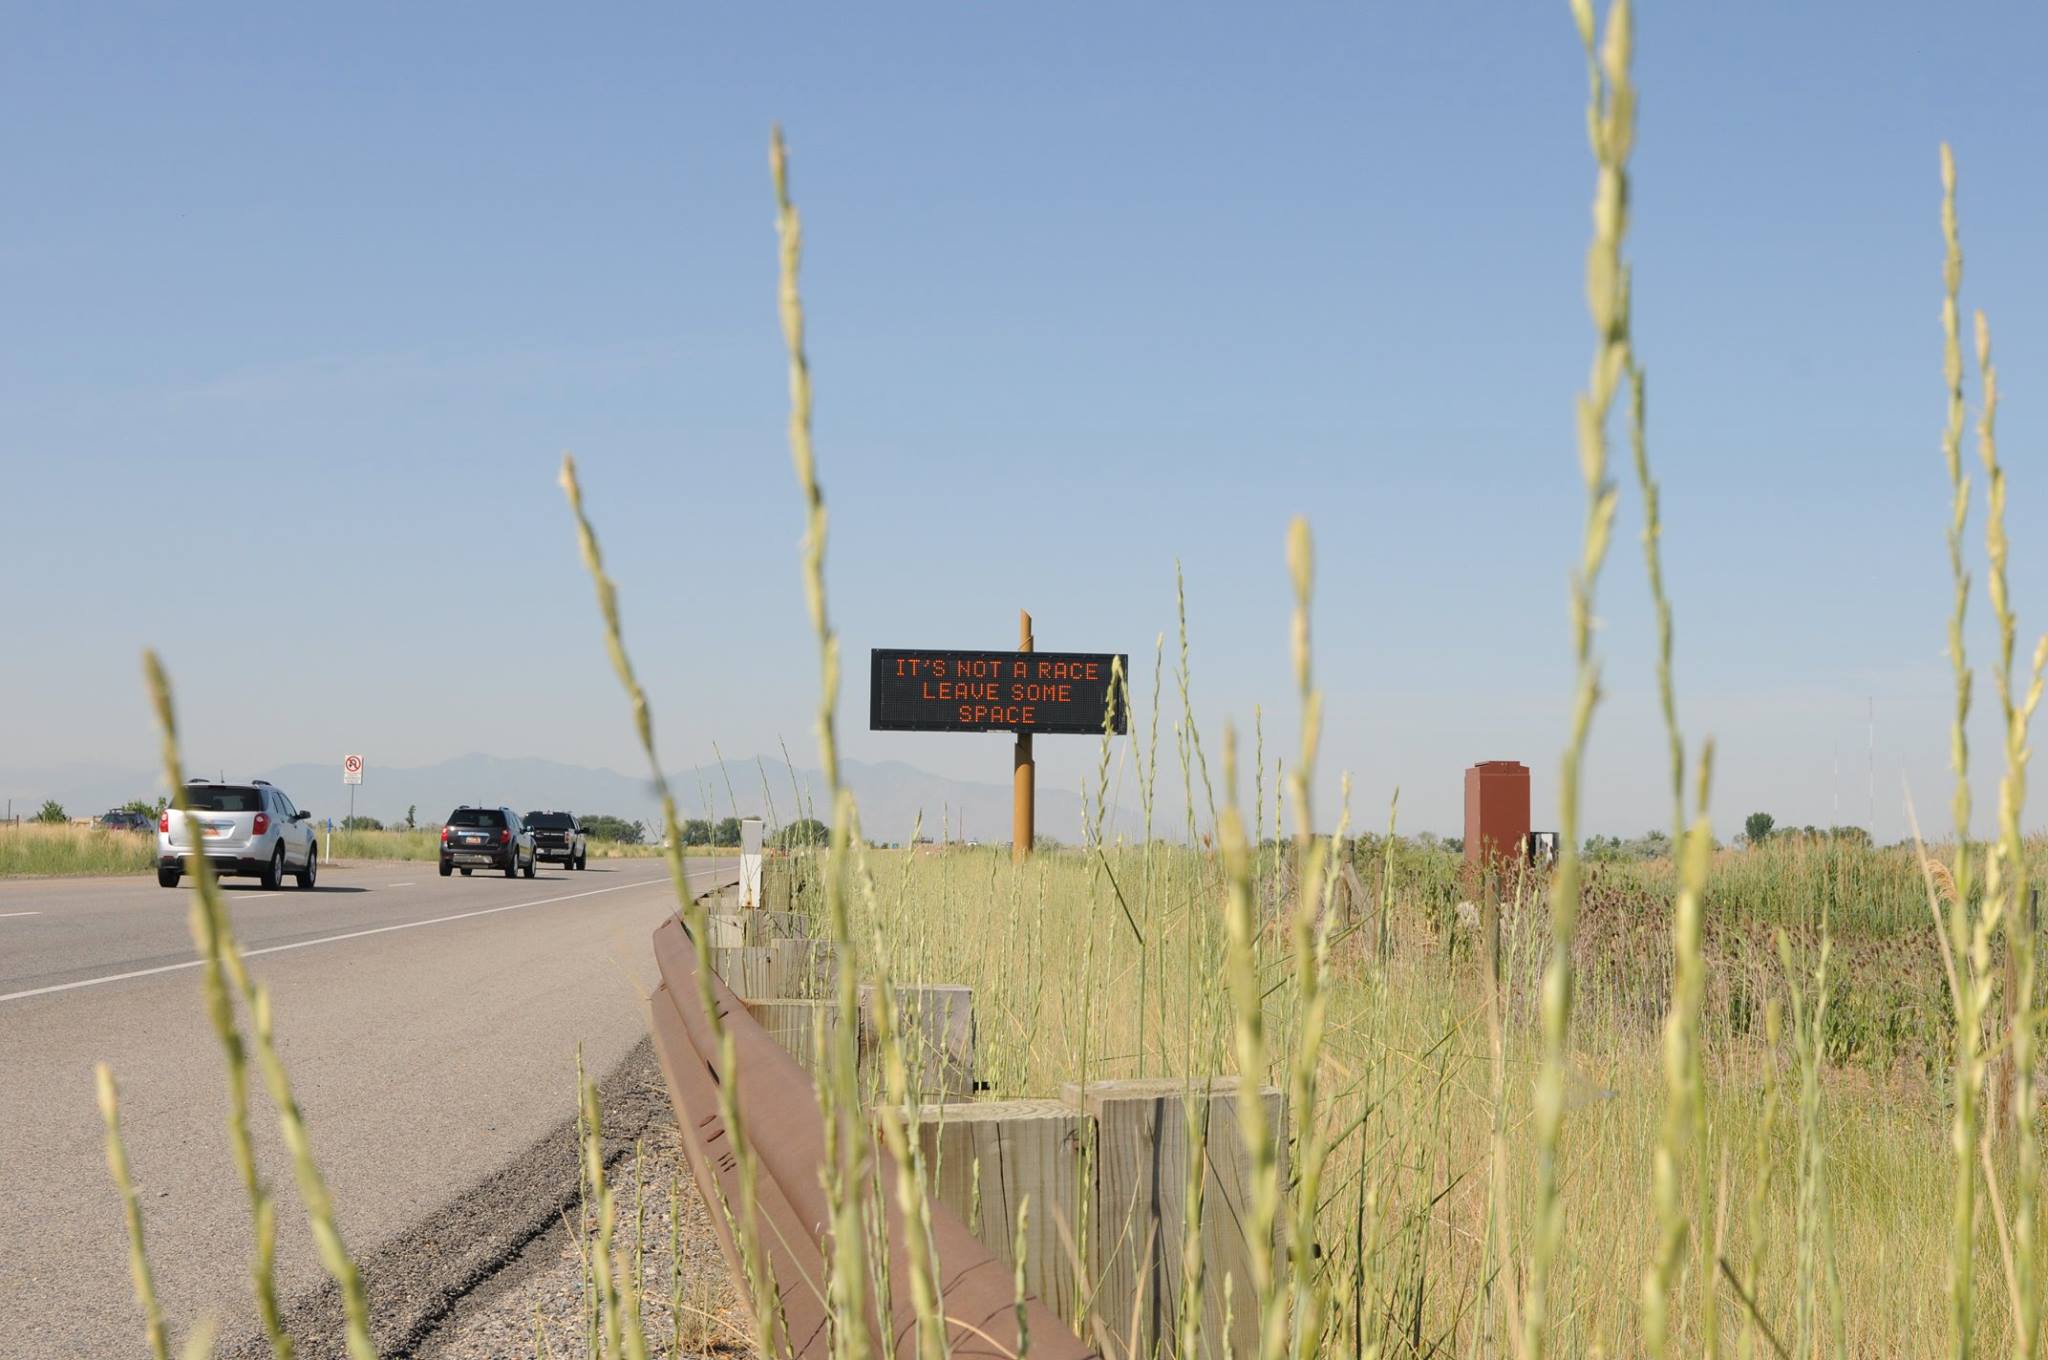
[[1014, 611, 1034, 863], [869, 624, 1127, 863], [342, 754, 364, 835]]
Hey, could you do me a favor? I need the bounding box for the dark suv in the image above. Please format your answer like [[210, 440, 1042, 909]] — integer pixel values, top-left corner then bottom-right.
[[438, 806, 535, 878], [524, 811, 588, 870]]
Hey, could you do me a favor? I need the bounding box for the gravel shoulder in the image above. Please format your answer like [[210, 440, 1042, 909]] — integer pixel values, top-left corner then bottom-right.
[[215, 1037, 748, 1360]]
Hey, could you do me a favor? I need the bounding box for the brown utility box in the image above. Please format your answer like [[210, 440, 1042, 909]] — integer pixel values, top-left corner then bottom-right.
[[1464, 761, 1531, 875]]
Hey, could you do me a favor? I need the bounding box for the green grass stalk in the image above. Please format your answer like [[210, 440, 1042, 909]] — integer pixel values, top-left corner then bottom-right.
[[1627, 304, 1720, 1355], [669, 1171, 684, 1360], [864, 950, 948, 1360], [1974, 298, 2045, 1359], [772, 124, 887, 1360], [1780, 926, 1846, 1360], [95, 1063, 171, 1360], [854, 822, 949, 1360], [1177, 1085, 1213, 1360], [146, 652, 379, 1360], [1281, 517, 1340, 1360], [1734, 1000, 1783, 1360], [1937, 142, 1982, 1360], [185, 822, 292, 1360], [1014, 1196, 1034, 1360], [1527, 4, 1633, 1355], [580, 1072, 627, 1360], [1218, 722, 1285, 1360], [557, 462, 786, 1359]]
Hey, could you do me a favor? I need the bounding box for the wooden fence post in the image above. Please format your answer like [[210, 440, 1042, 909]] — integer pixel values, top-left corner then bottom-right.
[[909, 1099, 1090, 1328], [862, 983, 975, 1101], [741, 998, 841, 1075], [1063, 1076, 1287, 1360], [741, 987, 976, 1102]]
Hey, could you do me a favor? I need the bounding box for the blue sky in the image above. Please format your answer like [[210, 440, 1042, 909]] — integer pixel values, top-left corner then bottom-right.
[[4, 3, 2045, 841]]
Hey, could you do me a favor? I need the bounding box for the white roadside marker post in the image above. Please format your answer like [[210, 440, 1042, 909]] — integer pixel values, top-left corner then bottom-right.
[[740, 817, 764, 909]]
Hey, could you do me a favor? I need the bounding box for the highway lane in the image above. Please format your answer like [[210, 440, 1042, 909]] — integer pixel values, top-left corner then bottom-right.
[[0, 855, 729, 1358]]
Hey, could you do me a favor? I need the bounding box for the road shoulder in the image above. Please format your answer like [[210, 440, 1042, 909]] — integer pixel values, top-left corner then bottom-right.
[[214, 1037, 743, 1360]]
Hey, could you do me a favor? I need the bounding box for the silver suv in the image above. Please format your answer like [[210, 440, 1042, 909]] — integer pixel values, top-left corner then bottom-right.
[[158, 779, 319, 890]]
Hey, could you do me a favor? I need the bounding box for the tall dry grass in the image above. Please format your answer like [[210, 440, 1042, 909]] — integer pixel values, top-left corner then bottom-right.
[[0, 822, 154, 876]]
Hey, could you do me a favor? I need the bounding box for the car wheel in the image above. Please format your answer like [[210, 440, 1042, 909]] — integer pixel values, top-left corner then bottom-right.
[[576, 850, 587, 870], [157, 867, 181, 889], [504, 852, 518, 879], [261, 846, 284, 890], [439, 861, 453, 877], [295, 846, 318, 890], [460, 867, 473, 876], [524, 851, 537, 879]]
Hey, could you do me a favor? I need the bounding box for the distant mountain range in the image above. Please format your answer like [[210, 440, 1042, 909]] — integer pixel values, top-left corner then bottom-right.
[[1, 753, 1137, 846]]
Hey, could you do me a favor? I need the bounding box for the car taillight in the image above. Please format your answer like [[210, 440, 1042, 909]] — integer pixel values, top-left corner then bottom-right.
[[253, 812, 269, 835], [499, 829, 511, 845], [440, 826, 450, 844], [159, 812, 170, 833]]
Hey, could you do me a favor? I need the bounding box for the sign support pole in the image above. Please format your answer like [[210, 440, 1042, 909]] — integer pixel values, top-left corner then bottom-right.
[[1014, 610, 1034, 863]]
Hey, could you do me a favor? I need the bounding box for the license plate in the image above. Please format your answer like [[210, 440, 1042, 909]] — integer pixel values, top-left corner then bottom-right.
[[202, 823, 229, 838], [463, 836, 483, 845]]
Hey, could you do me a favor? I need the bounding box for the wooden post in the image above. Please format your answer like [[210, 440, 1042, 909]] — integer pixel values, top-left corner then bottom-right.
[[743, 986, 975, 1101], [714, 941, 834, 999], [861, 983, 976, 1100], [710, 945, 788, 998], [774, 937, 834, 997], [910, 1099, 1088, 1327], [742, 998, 839, 1073], [764, 856, 796, 914], [1062, 1077, 1288, 1360], [703, 913, 746, 950], [1015, 609, 1035, 862], [747, 910, 811, 945]]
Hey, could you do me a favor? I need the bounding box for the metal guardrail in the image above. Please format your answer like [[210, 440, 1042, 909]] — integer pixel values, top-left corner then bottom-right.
[[647, 914, 1097, 1359]]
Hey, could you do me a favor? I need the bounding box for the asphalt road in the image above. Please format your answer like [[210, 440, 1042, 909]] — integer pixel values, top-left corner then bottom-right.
[[0, 854, 730, 1358]]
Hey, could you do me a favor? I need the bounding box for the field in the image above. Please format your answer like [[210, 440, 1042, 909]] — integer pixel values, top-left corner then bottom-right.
[[0, 823, 155, 877], [820, 833, 2012, 1355]]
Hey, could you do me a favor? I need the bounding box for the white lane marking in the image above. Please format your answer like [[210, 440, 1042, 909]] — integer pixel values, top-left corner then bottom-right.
[[235, 893, 282, 901], [389, 882, 415, 888], [0, 874, 685, 1005], [0, 912, 41, 919]]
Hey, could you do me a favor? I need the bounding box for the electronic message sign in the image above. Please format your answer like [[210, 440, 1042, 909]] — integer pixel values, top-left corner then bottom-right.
[[870, 649, 1129, 735]]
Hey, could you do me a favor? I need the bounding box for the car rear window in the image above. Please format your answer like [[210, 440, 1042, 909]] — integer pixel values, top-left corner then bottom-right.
[[449, 808, 506, 828], [526, 813, 573, 829], [184, 786, 265, 813]]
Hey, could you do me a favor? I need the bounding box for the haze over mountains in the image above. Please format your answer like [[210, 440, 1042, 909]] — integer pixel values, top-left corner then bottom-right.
[[1, 754, 1152, 846]]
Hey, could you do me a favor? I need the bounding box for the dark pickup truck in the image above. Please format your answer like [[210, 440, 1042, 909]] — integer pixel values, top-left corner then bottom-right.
[[525, 811, 588, 870]]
